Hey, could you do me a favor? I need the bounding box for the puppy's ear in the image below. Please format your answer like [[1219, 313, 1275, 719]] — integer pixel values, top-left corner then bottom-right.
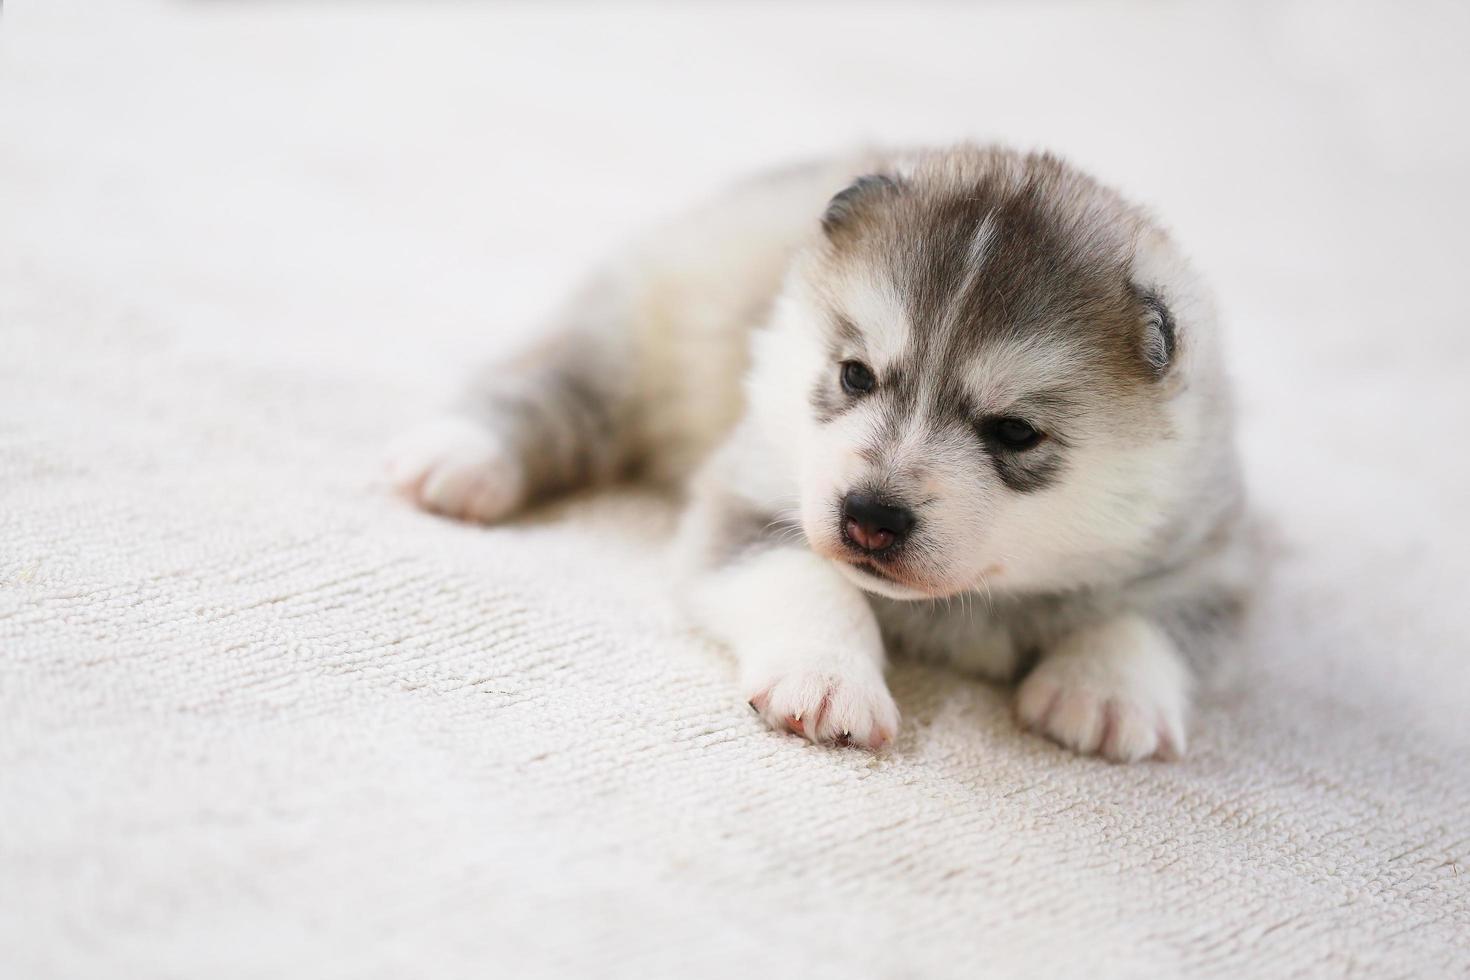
[[1128, 227, 1211, 379], [822, 174, 902, 238], [1135, 287, 1177, 376]]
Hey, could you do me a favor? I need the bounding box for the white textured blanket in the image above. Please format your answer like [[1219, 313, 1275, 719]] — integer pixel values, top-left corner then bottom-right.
[[3, 2, 1468, 977]]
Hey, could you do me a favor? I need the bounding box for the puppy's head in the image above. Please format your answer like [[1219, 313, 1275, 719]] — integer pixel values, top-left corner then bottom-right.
[[760, 148, 1218, 600]]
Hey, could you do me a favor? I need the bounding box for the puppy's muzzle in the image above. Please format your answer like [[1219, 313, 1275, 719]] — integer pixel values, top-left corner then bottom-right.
[[841, 492, 916, 554]]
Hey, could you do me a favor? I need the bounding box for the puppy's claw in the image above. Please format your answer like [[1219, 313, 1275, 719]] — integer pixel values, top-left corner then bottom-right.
[[744, 668, 899, 752]]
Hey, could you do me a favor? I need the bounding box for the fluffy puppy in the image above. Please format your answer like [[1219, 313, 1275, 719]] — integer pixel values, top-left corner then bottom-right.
[[387, 145, 1251, 762]]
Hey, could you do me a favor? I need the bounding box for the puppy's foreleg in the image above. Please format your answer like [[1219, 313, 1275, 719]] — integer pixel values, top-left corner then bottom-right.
[[679, 497, 899, 750]]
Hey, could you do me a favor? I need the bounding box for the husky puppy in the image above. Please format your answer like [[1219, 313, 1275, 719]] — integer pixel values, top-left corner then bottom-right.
[[387, 145, 1251, 762]]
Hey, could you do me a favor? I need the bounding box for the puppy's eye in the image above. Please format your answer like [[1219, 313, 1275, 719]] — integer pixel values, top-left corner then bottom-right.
[[986, 417, 1043, 451], [840, 360, 876, 395]]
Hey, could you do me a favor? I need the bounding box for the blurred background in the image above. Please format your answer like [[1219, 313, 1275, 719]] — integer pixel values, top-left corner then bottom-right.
[[4, 2, 1469, 977], [7, 0, 1468, 370]]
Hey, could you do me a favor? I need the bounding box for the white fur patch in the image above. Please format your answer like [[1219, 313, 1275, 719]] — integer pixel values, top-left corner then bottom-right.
[[942, 211, 998, 338], [833, 269, 911, 370]]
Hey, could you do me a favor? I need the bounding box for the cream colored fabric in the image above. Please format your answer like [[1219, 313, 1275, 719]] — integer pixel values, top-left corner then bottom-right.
[[3, 2, 1468, 977]]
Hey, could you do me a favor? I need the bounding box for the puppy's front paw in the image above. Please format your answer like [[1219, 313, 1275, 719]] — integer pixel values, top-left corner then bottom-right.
[[385, 416, 525, 523], [1015, 615, 1189, 763], [747, 667, 900, 751]]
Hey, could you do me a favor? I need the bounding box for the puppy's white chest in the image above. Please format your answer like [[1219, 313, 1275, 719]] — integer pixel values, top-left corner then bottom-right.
[[870, 597, 1022, 682]]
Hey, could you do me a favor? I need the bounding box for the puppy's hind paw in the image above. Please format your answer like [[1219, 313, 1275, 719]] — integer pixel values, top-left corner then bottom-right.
[[385, 416, 526, 524]]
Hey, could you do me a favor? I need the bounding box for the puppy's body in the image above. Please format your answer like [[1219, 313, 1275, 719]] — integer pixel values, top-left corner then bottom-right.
[[389, 146, 1251, 762]]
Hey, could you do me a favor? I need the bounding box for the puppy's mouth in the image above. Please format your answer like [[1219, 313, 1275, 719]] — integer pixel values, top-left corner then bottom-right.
[[820, 547, 949, 601], [834, 559, 936, 600], [849, 556, 903, 583]]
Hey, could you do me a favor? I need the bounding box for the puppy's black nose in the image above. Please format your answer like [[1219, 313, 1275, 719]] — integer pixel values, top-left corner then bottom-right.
[[842, 492, 916, 553]]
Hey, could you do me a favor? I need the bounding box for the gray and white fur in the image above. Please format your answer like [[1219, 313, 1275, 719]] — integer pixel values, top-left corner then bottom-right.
[[387, 145, 1252, 762]]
